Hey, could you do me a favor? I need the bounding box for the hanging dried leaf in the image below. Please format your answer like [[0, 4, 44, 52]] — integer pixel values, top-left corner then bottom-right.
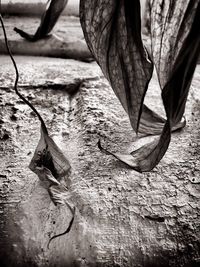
[[14, 0, 68, 41], [33, 165, 75, 248], [29, 124, 71, 180], [0, 7, 74, 247], [80, 0, 154, 133], [151, 0, 200, 123], [80, 0, 200, 172], [29, 124, 74, 246], [47, 184, 75, 248]]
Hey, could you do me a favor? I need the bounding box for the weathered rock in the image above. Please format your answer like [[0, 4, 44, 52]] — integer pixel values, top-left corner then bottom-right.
[[0, 55, 200, 267]]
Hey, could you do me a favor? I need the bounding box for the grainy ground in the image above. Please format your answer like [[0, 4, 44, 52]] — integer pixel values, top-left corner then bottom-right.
[[0, 13, 200, 267]]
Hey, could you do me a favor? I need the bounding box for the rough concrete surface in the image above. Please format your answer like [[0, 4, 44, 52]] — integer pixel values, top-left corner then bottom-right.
[[0, 53, 200, 267], [0, 6, 200, 267]]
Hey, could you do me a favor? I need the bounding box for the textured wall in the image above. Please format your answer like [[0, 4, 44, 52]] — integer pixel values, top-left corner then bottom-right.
[[0, 3, 200, 266], [0, 52, 200, 266]]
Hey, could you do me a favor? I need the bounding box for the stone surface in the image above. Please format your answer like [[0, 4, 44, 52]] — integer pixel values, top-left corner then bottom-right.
[[0, 54, 200, 267]]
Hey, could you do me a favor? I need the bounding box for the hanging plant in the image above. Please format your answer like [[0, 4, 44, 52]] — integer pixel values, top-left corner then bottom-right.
[[80, 0, 200, 172], [0, 6, 75, 247]]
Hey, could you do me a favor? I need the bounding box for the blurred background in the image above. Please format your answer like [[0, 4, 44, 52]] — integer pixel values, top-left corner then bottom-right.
[[1, 0, 80, 16], [1, 0, 147, 18]]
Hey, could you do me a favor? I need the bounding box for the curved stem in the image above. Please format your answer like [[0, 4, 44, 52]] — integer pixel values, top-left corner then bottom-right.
[[0, 14, 48, 134]]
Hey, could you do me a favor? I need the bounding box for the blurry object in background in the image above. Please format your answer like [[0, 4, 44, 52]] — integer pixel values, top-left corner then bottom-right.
[[142, 0, 151, 35], [0, 0, 79, 17], [14, 0, 69, 41], [0, 1, 92, 60], [0, 32, 92, 60]]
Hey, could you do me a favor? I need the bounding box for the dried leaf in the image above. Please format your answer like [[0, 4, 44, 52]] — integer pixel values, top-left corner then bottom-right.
[[151, 0, 200, 123], [138, 104, 186, 135], [98, 120, 170, 172], [80, 0, 154, 133], [1, 7, 74, 248], [29, 124, 70, 180], [33, 165, 75, 248], [30, 140, 74, 248], [80, 0, 200, 171], [14, 0, 68, 41]]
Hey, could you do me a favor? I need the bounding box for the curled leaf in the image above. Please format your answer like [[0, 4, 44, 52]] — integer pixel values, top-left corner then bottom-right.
[[1, 5, 74, 248], [34, 166, 60, 189], [80, 0, 154, 133], [138, 105, 186, 135], [98, 119, 170, 172], [29, 125, 74, 246], [29, 124, 70, 180], [47, 184, 75, 248], [150, 0, 200, 123], [14, 0, 68, 41], [80, 0, 200, 171]]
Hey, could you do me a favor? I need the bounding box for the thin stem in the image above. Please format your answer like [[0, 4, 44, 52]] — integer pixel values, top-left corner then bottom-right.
[[0, 14, 48, 134]]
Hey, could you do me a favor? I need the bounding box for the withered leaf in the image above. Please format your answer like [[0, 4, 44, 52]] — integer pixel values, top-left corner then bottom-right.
[[14, 0, 68, 41], [29, 128, 74, 247], [33, 165, 75, 248], [80, 0, 200, 171], [29, 124, 70, 180]]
